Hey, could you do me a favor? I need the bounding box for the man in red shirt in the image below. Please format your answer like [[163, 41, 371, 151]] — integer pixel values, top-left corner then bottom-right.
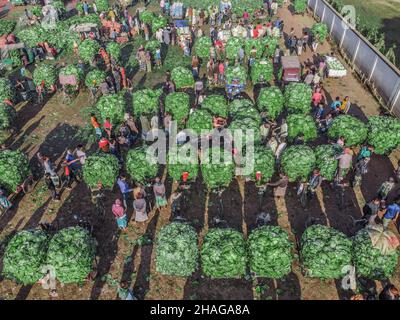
[[98, 137, 110, 153], [103, 117, 112, 138]]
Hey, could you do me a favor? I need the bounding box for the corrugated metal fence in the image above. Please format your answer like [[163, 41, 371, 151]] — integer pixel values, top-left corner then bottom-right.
[[307, 0, 400, 117]]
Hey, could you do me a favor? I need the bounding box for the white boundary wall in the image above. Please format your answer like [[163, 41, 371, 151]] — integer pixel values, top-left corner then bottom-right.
[[307, 0, 400, 117]]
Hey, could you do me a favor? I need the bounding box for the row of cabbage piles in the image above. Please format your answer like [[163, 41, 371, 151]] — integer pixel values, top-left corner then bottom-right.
[[155, 222, 399, 281], [2, 227, 96, 285]]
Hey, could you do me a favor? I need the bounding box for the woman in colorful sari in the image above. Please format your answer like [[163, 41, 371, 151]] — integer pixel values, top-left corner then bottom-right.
[[153, 177, 167, 209], [112, 199, 127, 231]]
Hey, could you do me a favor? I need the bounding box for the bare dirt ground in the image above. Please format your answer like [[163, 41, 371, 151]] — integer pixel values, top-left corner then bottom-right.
[[0, 2, 399, 300]]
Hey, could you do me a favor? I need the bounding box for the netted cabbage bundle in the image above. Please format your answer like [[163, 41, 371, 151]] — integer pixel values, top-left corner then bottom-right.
[[33, 64, 57, 89], [257, 86, 284, 120], [248, 226, 293, 278], [165, 92, 190, 126], [200, 147, 234, 189], [47, 227, 96, 284], [367, 116, 400, 155], [152, 16, 168, 33], [294, 0, 307, 13], [245, 38, 266, 59], [201, 228, 247, 278], [168, 145, 199, 182], [0, 149, 30, 192], [328, 115, 368, 147], [314, 145, 337, 181], [9, 50, 22, 68], [126, 147, 159, 184], [251, 59, 273, 84], [95, 0, 110, 12], [186, 109, 213, 135], [106, 42, 122, 62], [231, 0, 264, 16], [194, 36, 212, 59], [311, 23, 329, 43], [263, 37, 280, 57], [96, 93, 126, 124], [284, 83, 312, 114], [83, 153, 119, 189], [281, 145, 316, 182], [59, 65, 84, 83], [85, 69, 106, 88], [132, 89, 162, 117], [202, 95, 228, 117], [225, 37, 244, 61], [0, 103, 16, 131], [0, 78, 15, 103], [0, 19, 16, 36], [2, 230, 49, 285], [229, 99, 254, 118], [17, 26, 47, 47], [301, 225, 352, 279], [247, 146, 275, 184], [139, 10, 155, 25], [61, 14, 102, 28], [180, 0, 218, 9], [171, 66, 195, 89], [287, 114, 317, 142], [229, 117, 261, 145], [353, 229, 399, 280], [78, 39, 100, 63], [156, 222, 199, 277], [225, 65, 247, 84], [144, 39, 161, 54]]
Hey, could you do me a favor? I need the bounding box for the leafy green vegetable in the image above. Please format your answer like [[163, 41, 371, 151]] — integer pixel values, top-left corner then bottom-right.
[[202, 95, 228, 117], [0, 103, 16, 131], [140, 10, 155, 25], [294, 0, 307, 13], [231, 0, 264, 16], [245, 38, 265, 59], [95, 0, 110, 12], [249, 146, 275, 184], [251, 59, 273, 84], [3, 230, 48, 285], [229, 99, 254, 117], [248, 226, 293, 278], [257, 86, 284, 120], [0, 78, 15, 103], [9, 50, 22, 68], [47, 227, 96, 284], [144, 39, 161, 54], [33, 64, 57, 89], [225, 37, 244, 61], [106, 42, 122, 62], [0, 150, 30, 192], [367, 116, 400, 155], [234, 107, 261, 122], [225, 65, 247, 84], [126, 147, 158, 184], [200, 147, 234, 189], [171, 66, 195, 89], [194, 37, 212, 59], [263, 37, 280, 57], [314, 145, 338, 181], [156, 222, 199, 277], [284, 83, 312, 114], [85, 69, 106, 88], [151, 16, 168, 33], [83, 153, 119, 189], [96, 93, 126, 124], [287, 114, 317, 142], [328, 115, 368, 147], [301, 225, 352, 279], [132, 89, 162, 117], [201, 228, 247, 278], [162, 45, 191, 70], [59, 65, 84, 83], [229, 117, 261, 145], [168, 145, 199, 182], [186, 109, 213, 135], [353, 228, 399, 280], [311, 23, 329, 43], [78, 39, 100, 63], [17, 26, 47, 47], [281, 145, 316, 182], [165, 92, 190, 127], [0, 20, 16, 36]]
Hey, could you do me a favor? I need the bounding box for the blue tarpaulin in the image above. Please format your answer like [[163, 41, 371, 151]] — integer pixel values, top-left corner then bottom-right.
[[174, 20, 189, 28]]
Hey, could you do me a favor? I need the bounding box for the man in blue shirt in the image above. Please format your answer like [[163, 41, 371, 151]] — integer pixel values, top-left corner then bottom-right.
[[330, 96, 341, 115], [383, 202, 400, 229], [117, 175, 133, 208]]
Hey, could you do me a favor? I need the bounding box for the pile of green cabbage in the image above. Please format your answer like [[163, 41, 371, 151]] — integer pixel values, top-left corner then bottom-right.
[[284, 83, 313, 114], [83, 153, 119, 189], [2, 230, 49, 285], [301, 225, 352, 279], [156, 222, 199, 277], [46, 227, 96, 284], [33, 64, 57, 89], [294, 0, 307, 14], [264, 37, 280, 57], [96, 93, 126, 124], [151, 16, 168, 33], [280, 145, 316, 182], [85, 69, 107, 88], [0, 78, 15, 103], [251, 59, 274, 84], [353, 229, 399, 280], [95, 0, 110, 12], [59, 65, 84, 84], [225, 65, 247, 84], [257, 86, 284, 120], [194, 36, 212, 59], [247, 146, 276, 184], [328, 115, 368, 147], [171, 67, 195, 89], [202, 95, 228, 117], [106, 42, 122, 62], [168, 145, 199, 182], [0, 149, 30, 192], [314, 145, 338, 181], [0, 103, 16, 131], [201, 228, 247, 279], [225, 37, 244, 61], [165, 92, 190, 126], [132, 89, 162, 117], [78, 39, 100, 63], [367, 116, 400, 155], [231, 0, 264, 16], [229, 99, 254, 118], [139, 10, 155, 25], [200, 147, 235, 189], [287, 114, 318, 142], [0, 20, 16, 36], [126, 147, 159, 184], [229, 117, 261, 145], [186, 109, 213, 135], [311, 23, 329, 43], [144, 40, 161, 54], [245, 38, 265, 59], [248, 226, 293, 278]]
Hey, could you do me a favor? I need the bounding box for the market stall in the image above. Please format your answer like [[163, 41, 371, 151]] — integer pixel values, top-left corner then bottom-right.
[[175, 19, 191, 52]]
